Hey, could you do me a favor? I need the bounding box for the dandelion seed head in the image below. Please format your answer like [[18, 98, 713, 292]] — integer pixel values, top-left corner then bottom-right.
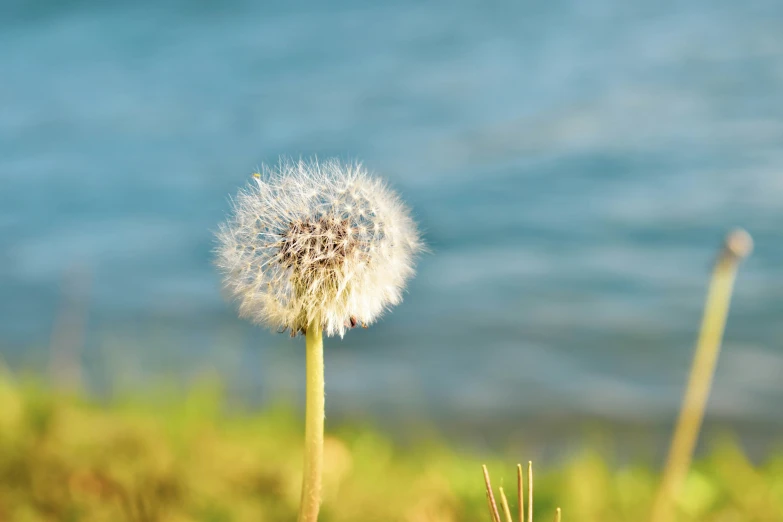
[[216, 158, 422, 337]]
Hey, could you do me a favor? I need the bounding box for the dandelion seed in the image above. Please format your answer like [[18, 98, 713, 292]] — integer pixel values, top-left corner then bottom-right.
[[216, 158, 422, 338]]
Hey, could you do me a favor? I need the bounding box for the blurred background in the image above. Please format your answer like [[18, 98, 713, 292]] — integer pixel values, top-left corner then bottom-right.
[[1, 0, 782, 453]]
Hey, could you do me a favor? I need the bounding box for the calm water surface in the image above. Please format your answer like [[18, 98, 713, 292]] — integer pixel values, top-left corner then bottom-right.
[[1, 0, 783, 440]]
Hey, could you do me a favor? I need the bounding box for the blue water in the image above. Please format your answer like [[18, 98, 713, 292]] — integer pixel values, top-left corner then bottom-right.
[[2, 0, 783, 438]]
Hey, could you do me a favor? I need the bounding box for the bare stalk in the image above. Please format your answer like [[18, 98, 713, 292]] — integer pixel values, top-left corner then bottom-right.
[[482, 465, 502, 522], [517, 464, 524, 522], [649, 229, 752, 522], [499, 486, 513, 522]]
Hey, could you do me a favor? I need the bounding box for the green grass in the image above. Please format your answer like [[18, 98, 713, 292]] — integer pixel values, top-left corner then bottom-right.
[[0, 376, 781, 522]]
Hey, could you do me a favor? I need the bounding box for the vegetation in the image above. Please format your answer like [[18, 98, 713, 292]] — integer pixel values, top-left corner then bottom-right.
[[0, 375, 781, 522], [0, 228, 770, 521]]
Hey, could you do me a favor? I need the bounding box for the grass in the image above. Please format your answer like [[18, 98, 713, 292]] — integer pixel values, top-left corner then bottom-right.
[[0, 229, 770, 521], [0, 376, 781, 522]]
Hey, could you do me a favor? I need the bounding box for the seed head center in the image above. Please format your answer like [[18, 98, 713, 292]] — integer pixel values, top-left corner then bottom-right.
[[281, 216, 356, 271]]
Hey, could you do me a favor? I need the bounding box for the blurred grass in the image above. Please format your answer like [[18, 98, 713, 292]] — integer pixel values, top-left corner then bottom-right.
[[0, 374, 781, 522]]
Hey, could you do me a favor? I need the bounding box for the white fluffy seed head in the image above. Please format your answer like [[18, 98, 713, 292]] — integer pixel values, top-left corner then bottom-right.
[[216, 158, 422, 338]]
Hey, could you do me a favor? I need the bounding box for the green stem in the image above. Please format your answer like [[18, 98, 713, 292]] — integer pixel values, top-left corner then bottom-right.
[[649, 230, 751, 522], [298, 320, 324, 522]]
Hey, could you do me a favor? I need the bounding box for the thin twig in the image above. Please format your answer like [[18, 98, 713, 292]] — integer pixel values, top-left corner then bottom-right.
[[527, 461, 533, 522], [49, 265, 90, 392], [517, 463, 524, 522], [499, 487, 514, 522], [483, 465, 502, 522]]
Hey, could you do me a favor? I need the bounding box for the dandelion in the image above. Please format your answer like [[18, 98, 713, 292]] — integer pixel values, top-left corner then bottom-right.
[[215, 158, 421, 522]]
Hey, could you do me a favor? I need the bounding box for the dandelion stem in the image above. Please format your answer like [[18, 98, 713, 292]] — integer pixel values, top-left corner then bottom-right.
[[298, 321, 325, 522], [649, 229, 752, 522]]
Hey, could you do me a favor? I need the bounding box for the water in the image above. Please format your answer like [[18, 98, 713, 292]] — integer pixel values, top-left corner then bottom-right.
[[2, 0, 783, 440]]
